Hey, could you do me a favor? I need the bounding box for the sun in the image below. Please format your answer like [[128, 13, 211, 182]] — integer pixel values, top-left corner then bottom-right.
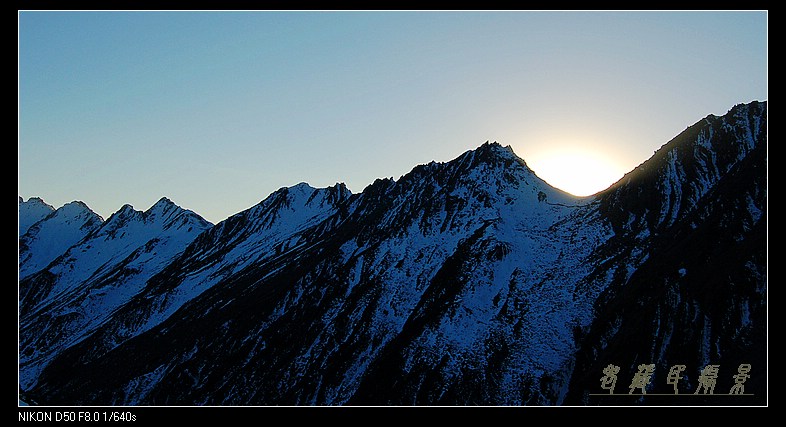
[[525, 148, 626, 197]]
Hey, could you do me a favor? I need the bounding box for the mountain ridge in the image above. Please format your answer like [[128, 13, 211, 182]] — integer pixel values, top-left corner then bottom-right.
[[18, 198, 213, 390], [19, 100, 766, 405]]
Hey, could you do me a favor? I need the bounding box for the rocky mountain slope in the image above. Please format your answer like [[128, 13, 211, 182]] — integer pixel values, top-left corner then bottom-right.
[[19, 101, 766, 405]]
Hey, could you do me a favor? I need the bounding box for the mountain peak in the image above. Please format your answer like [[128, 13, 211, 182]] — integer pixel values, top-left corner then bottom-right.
[[19, 197, 57, 236], [101, 204, 141, 231], [431, 140, 542, 192], [148, 197, 177, 213], [50, 201, 103, 225], [117, 204, 137, 215], [19, 197, 56, 214], [19, 199, 104, 280], [22, 196, 51, 206], [19, 102, 766, 406], [143, 197, 212, 229], [601, 99, 766, 234], [156, 196, 174, 205], [60, 200, 96, 214], [475, 140, 517, 158], [291, 182, 316, 191], [464, 140, 527, 169]]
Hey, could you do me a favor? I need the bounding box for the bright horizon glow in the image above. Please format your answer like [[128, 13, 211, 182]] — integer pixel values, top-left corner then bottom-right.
[[18, 11, 767, 224], [526, 149, 628, 197]]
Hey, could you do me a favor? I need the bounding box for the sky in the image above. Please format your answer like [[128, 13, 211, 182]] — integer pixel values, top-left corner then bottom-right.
[[18, 11, 767, 224]]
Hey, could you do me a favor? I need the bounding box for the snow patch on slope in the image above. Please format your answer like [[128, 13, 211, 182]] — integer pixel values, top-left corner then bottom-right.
[[19, 201, 103, 280], [19, 197, 55, 236]]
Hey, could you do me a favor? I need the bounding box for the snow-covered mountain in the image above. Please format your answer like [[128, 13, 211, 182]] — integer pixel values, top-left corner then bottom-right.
[[19, 198, 212, 390], [18, 197, 55, 236], [25, 183, 354, 376], [19, 200, 103, 281], [564, 101, 767, 404], [19, 101, 766, 406]]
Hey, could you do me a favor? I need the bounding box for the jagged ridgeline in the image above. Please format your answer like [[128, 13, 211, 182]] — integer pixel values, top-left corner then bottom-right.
[[18, 101, 766, 406]]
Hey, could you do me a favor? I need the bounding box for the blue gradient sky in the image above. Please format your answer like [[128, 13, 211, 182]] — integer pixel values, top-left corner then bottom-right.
[[19, 11, 767, 224]]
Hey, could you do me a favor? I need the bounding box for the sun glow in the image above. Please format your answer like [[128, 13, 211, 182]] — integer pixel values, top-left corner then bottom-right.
[[526, 148, 627, 197]]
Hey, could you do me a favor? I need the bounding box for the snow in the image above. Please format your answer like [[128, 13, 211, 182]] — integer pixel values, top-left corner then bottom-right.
[[746, 193, 763, 225], [739, 299, 751, 329], [122, 363, 169, 405], [19, 201, 102, 280], [651, 106, 761, 232], [698, 313, 712, 367], [18, 104, 766, 405], [18, 197, 55, 236], [27, 200, 209, 308], [261, 146, 618, 404], [52, 184, 353, 367], [18, 199, 212, 389], [657, 150, 684, 226]]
